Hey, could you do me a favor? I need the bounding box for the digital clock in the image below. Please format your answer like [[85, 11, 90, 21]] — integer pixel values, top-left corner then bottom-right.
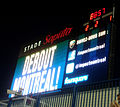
[[90, 8, 106, 20], [84, 8, 113, 32]]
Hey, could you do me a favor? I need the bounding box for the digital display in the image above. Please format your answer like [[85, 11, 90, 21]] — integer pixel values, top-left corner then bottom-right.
[[10, 8, 112, 97], [84, 8, 113, 32], [63, 24, 111, 87], [10, 40, 69, 97], [90, 8, 106, 20], [10, 26, 111, 96]]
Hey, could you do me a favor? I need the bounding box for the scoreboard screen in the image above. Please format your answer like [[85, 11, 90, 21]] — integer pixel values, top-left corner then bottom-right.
[[63, 24, 111, 87], [10, 8, 113, 97], [10, 40, 69, 97]]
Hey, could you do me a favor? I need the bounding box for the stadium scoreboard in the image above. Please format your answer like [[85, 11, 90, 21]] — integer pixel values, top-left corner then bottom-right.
[[10, 8, 113, 97]]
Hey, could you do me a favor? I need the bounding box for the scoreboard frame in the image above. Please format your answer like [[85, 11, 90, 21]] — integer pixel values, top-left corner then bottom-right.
[[10, 7, 116, 97]]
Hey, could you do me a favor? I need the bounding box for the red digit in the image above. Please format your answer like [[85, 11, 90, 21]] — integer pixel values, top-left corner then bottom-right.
[[90, 13, 94, 20], [94, 11, 98, 19], [110, 15, 112, 22], [85, 25, 89, 31], [98, 10, 101, 17], [103, 8, 105, 14], [94, 21, 99, 28]]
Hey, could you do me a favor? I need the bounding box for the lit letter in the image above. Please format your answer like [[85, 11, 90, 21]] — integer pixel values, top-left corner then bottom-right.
[[49, 46, 57, 67], [30, 44, 33, 50], [32, 52, 39, 73], [55, 66, 61, 89], [13, 77, 21, 92], [38, 50, 45, 71], [43, 48, 51, 70], [24, 47, 27, 52], [34, 42, 37, 48], [23, 75, 31, 95], [12, 77, 21, 97], [22, 56, 30, 75], [38, 41, 41, 46], [65, 28, 72, 36], [50, 68, 55, 90], [27, 54, 35, 74], [44, 69, 51, 91], [32, 72, 41, 94], [39, 70, 47, 92], [27, 45, 30, 51], [29, 73, 36, 94], [19, 76, 26, 90]]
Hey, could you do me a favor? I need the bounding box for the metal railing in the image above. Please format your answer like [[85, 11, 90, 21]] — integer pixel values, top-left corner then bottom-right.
[[38, 79, 120, 107], [1, 79, 120, 107]]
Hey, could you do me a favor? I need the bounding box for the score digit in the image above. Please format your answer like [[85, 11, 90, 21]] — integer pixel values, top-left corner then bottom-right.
[[94, 11, 98, 19], [94, 21, 99, 28], [102, 8, 105, 14], [98, 10, 101, 17], [85, 25, 89, 31], [90, 13, 94, 20]]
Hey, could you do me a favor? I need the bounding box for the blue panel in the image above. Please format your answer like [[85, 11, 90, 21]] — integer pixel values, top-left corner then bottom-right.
[[10, 40, 69, 97], [63, 24, 111, 87]]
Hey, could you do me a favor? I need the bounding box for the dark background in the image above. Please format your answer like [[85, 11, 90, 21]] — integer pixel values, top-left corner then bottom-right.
[[0, 6, 118, 99]]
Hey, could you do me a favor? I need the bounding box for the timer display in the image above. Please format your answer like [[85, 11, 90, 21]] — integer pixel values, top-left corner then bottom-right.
[[90, 8, 106, 20], [84, 8, 113, 32]]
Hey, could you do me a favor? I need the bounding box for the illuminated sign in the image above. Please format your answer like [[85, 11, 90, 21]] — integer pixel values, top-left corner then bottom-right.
[[43, 28, 72, 45], [63, 24, 111, 87], [10, 40, 69, 97], [84, 8, 113, 32], [10, 8, 113, 97], [90, 8, 106, 20], [24, 41, 41, 53], [64, 75, 88, 85], [23, 28, 72, 53]]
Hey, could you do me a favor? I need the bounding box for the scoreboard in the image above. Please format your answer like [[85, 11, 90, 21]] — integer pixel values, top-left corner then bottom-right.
[[10, 8, 113, 97]]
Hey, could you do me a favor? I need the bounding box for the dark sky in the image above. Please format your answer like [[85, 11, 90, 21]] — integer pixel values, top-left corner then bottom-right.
[[0, 6, 116, 99]]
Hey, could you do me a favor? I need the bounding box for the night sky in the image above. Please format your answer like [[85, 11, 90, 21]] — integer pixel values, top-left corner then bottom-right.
[[0, 6, 117, 99]]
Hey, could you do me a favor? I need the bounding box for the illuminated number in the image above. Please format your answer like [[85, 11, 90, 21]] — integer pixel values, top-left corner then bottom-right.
[[90, 13, 94, 20], [90, 8, 105, 21], [85, 25, 89, 31], [94, 21, 99, 28], [98, 10, 101, 17], [102, 8, 105, 14], [94, 11, 98, 19], [110, 15, 112, 22]]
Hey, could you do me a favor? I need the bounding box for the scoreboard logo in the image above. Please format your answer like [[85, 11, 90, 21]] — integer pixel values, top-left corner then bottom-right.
[[23, 28, 72, 53], [69, 40, 76, 49]]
